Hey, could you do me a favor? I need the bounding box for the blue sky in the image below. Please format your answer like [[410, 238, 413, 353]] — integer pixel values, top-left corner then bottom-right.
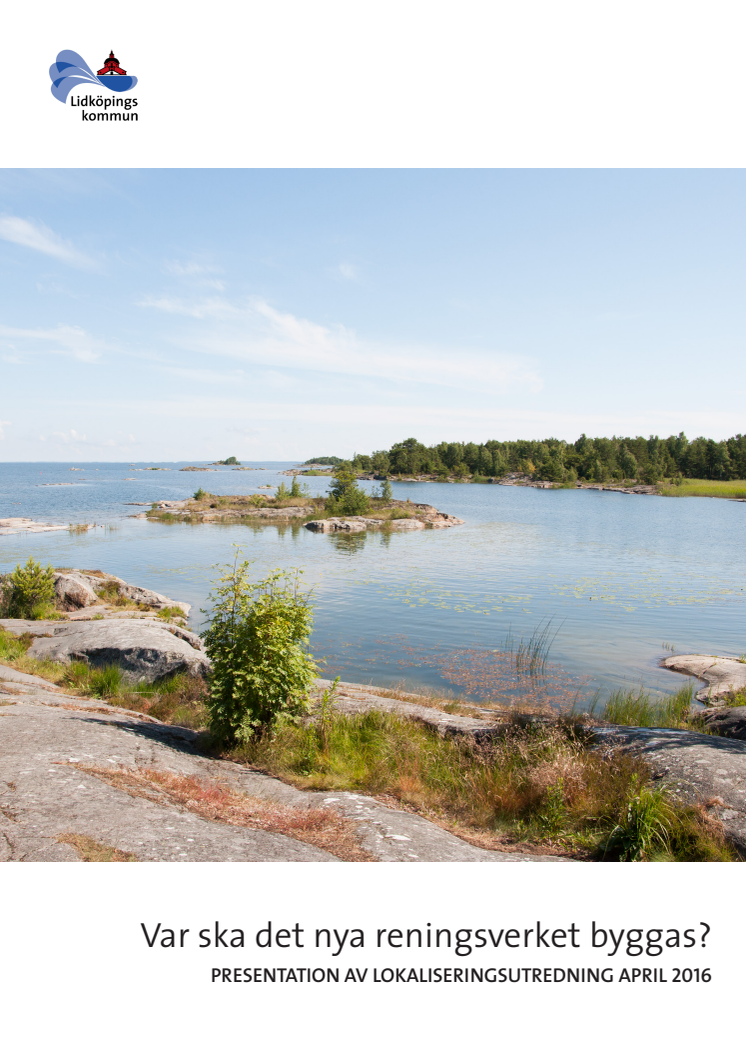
[[0, 169, 744, 461]]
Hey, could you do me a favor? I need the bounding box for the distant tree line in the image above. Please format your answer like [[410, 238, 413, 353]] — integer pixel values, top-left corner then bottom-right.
[[347, 433, 746, 484]]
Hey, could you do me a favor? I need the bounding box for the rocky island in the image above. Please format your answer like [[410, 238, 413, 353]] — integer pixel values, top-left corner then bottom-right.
[[142, 493, 464, 531]]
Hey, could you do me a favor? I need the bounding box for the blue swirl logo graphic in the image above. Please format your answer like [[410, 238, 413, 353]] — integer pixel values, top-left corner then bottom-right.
[[49, 50, 137, 103]]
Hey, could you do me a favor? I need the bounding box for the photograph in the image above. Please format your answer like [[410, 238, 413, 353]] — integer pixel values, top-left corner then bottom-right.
[[2, 167, 744, 866]]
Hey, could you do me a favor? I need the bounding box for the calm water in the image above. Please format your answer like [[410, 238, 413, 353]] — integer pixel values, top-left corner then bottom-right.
[[1, 461, 744, 702]]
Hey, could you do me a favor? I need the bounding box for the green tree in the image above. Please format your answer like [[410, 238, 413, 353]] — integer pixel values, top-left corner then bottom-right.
[[325, 463, 371, 515], [289, 475, 309, 499], [203, 556, 317, 743], [5, 557, 56, 619]]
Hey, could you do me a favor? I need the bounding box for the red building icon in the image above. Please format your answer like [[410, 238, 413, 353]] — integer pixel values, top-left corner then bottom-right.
[[97, 51, 127, 76]]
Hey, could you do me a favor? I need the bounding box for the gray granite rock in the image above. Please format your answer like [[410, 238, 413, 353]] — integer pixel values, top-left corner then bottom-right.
[[0, 693, 558, 862], [19, 619, 211, 681], [663, 654, 746, 703], [305, 517, 426, 533], [694, 706, 746, 740], [54, 573, 99, 610]]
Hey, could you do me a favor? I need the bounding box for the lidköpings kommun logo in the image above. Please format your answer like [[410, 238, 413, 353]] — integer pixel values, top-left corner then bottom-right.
[[49, 50, 138, 103]]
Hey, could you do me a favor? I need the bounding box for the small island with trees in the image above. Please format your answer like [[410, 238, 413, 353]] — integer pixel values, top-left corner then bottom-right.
[[145, 467, 464, 530]]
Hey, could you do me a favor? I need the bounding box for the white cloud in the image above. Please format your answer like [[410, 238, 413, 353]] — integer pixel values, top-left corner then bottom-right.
[[0, 216, 94, 269], [139, 294, 543, 395], [0, 324, 101, 363], [163, 260, 225, 290], [137, 295, 236, 319], [0, 420, 11, 440], [164, 261, 218, 277], [51, 429, 87, 443], [338, 262, 358, 280]]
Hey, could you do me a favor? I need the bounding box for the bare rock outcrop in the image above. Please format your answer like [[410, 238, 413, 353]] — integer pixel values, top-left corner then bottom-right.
[[54, 573, 99, 610], [694, 706, 746, 740], [0, 680, 558, 862], [305, 517, 426, 533], [663, 654, 746, 704], [0, 618, 210, 682], [305, 503, 463, 533], [0, 518, 71, 536], [52, 569, 190, 615]]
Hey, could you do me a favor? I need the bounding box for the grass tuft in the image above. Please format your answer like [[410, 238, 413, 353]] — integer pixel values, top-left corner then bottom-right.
[[597, 684, 695, 728], [228, 709, 735, 861]]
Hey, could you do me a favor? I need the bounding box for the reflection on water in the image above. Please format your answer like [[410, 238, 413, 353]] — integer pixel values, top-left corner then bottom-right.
[[330, 532, 368, 555], [1, 461, 745, 701]]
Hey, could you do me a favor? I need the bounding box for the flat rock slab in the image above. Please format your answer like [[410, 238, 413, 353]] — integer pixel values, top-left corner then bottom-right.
[[0, 663, 60, 690], [314, 678, 502, 741], [0, 618, 211, 682], [592, 725, 746, 852], [0, 519, 71, 536], [0, 696, 557, 862], [0, 701, 334, 862], [663, 654, 746, 703]]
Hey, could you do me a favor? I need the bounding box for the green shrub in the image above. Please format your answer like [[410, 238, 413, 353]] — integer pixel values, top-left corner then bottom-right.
[[3, 557, 56, 619], [203, 555, 317, 744], [193, 487, 207, 500], [325, 464, 371, 515]]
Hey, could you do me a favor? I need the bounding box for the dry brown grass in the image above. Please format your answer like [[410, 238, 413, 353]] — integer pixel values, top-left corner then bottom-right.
[[57, 832, 138, 861], [69, 764, 373, 861]]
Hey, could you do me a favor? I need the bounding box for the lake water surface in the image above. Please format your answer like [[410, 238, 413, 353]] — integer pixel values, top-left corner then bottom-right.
[[1, 461, 744, 704]]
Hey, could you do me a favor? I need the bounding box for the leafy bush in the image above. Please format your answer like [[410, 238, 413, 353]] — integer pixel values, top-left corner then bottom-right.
[[193, 487, 207, 500], [203, 555, 317, 743], [3, 557, 56, 619]]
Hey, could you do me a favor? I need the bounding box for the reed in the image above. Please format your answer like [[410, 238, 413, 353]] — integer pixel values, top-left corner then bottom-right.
[[596, 684, 695, 728]]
